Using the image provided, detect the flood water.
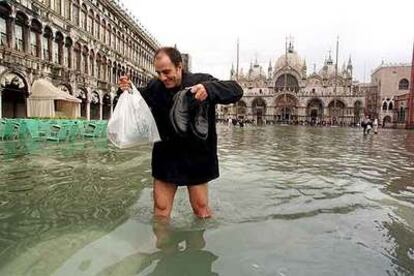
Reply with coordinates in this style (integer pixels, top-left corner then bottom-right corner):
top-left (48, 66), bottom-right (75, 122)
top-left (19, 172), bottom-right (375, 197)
top-left (0, 125), bottom-right (414, 275)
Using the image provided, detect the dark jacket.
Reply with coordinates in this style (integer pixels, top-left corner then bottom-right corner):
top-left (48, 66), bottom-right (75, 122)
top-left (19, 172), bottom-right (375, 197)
top-left (138, 72), bottom-right (243, 186)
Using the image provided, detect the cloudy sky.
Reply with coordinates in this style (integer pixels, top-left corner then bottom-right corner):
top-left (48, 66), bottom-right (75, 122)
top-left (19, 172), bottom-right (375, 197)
top-left (122, 0), bottom-right (413, 82)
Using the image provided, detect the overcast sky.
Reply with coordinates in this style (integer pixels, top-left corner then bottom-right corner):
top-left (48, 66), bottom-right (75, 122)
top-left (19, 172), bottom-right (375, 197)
top-left (122, 0), bottom-right (413, 82)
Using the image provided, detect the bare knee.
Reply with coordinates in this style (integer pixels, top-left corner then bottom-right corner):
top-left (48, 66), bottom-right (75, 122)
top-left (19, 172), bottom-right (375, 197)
top-left (188, 184), bottom-right (212, 218)
top-left (153, 179), bottom-right (177, 218)
top-left (154, 199), bottom-right (172, 218)
top-left (192, 202), bottom-right (211, 218)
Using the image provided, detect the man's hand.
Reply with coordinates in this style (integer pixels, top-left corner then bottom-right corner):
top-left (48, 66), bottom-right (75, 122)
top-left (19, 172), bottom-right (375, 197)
top-left (190, 84), bottom-right (208, 102)
top-left (119, 75), bottom-right (131, 92)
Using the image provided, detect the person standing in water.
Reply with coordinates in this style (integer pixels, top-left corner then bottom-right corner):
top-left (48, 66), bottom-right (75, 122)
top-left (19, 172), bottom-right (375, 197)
top-left (119, 47), bottom-right (243, 219)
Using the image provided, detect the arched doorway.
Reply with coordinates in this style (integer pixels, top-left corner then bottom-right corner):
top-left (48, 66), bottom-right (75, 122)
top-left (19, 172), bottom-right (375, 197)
top-left (1, 72), bottom-right (29, 118)
top-left (102, 93), bottom-right (111, 120)
top-left (76, 89), bottom-right (88, 118)
top-left (306, 98), bottom-right (324, 124)
top-left (90, 91), bottom-right (100, 120)
top-left (252, 97), bottom-right (267, 125)
top-left (327, 100), bottom-right (346, 125)
top-left (383, 115), bottom-right (392, 126)
top-left (236, 100), bottom-right (247, 119)
top-left (274, 94), bottom-right (298, 123)
top-left (353, 101), bottom-right (364, 125)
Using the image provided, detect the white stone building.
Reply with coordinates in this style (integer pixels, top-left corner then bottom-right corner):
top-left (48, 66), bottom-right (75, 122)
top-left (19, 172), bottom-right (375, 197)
top-left (0, 0), bottom-right (159, 119)
top-left (218, 42), bottom-right (365, 125)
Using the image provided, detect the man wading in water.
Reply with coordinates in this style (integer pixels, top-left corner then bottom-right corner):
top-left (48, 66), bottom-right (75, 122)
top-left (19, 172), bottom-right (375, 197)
top-left (119, 47), bottom-right (243, 219)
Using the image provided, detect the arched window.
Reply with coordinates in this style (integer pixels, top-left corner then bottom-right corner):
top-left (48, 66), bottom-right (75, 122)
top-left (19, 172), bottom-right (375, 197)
top-left (0, 4), bottom-right (9, 47)
top-left (107, 59), bottom-right (111, 82)
top-left (388, 102), bottom-right (393, 111)
top-left (107, 23), bottom-right (111, 46)
top-left (102, 19), bottom-right (106, 43)
top-left (96, 53), bottom-right (101, 79)
top-left (121, 34), bottom-right (125, 55)
top-left (72, 0), bottom-right (79, 25)
top-left (399, 79), bottom-right (409, 90)
top-left (74, 42), bottom-right (81, 71)
top-left (112, 27), bottom-right (116, 49)
top-left (64, 0), bottom-right (71, 20)
top-left (64, 37), bottom-right (72, 67)
top-left (82, 46), bottom-right (88, 74)
top-left (81, 4), bottom-right (87, 30)
top-left (15, 12), bottom-right (28, 52)
top-left (275, 73), bottom-right (299, 91)
top-left (54, 31), bottom-right (64, 65)
top-left (43, 26), bottom-right (53, 61)
top-left (117, 31), bottom-right (121, 52)
top-left (88, 10), bottom-right (94, 34)
top-left (30, 19), bottom-right (42, 57)
top-left (382, 102), bottom-right (387, 111)
top-left (112, 61), bottom-right (117, 84)
top-left (102, 56), bottom-right (107, 81)
top-left (89, 50), bottom-right (95, 77)
top-left (55, 0), bottom-right (62, 15)
top-left (95, 15), bottom-right (100, 40)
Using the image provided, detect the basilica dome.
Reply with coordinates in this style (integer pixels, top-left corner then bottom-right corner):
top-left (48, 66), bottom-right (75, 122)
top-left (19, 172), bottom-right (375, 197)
top-left (275, 51), bottom-right (304, 73)
top-left (249, 64), bottom-right (266, 80)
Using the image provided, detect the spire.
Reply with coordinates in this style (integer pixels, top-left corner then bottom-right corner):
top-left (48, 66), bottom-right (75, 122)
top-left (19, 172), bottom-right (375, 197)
top-left (347, 55), bottom-right (353, 70)
top-left (327, 50), bottom-right (333, 65)
top-left (236, 37), bottom-right (240, 80)
top-left (268, 59), bottom-right (273, 79)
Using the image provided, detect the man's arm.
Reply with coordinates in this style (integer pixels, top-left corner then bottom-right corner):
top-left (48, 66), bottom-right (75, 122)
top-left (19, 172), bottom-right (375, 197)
top-left (199, 75), bottom-right (243, 105)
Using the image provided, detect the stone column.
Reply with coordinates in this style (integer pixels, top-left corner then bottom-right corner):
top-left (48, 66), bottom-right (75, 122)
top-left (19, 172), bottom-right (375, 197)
top-left (37, 31), bottom-right (42, 59)
top-left (0, 88), bottom-right (3, 119)
top-left (7, 16), bottom-right (15, 50)
top-left (110, 92), bottom-right (114, 118)
top-left (23, 22), bottom-right (30, 54)
top-left (86, 100), bottom-right (91, 121)
top-left (26, 97), bottom-right (30, 118)
top-left (99, 102), bottom-right (103, 120)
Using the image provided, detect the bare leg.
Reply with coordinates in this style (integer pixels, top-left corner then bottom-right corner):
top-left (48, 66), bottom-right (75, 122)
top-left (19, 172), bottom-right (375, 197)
top-left (153, 178), bottom-right (177, 219)
top-left (187, 183), bottom-right (212, 218)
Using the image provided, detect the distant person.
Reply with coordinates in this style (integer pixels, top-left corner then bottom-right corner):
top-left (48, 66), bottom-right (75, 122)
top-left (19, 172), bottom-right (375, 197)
top-left (366, 118), bottom-right (373, 134)
top-left (373, 118), bottom-right (379, 134)
top-left (232, 118), bottom-right (238, 126)
top-left (361, 117), bottom-right (368, 134)
top-left (238, 119), bottom-right (244, 128)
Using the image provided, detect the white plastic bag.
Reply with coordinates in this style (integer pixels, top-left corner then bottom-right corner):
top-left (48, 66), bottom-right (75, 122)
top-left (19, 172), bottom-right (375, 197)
top-left (107, 84), bottom-right (161, 148)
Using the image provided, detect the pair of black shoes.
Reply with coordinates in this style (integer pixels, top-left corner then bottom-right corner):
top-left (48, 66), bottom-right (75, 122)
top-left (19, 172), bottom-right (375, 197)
top-left (170, 88), bottom-right (209, 140)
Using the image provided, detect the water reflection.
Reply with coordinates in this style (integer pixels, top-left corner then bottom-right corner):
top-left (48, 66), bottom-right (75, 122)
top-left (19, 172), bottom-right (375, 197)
top-left (99, 220), bottom-right (218, 276)
top-left (0, 127), bottom-right (413, 275)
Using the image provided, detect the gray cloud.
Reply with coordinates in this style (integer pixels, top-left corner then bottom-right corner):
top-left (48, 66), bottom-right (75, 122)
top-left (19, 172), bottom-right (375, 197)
top-left (123, 0), bottom-right (413, 82)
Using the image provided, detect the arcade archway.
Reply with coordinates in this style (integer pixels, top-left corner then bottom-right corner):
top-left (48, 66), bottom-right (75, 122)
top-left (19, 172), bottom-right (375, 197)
top-left (1, 72), bottom-right (29, 118)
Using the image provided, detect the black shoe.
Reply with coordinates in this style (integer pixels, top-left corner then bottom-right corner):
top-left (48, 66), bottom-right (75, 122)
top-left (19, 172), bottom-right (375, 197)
top-left (170, 88), bottom-right (192, 136)
top-left (190, 101), bottom-right (209, 140)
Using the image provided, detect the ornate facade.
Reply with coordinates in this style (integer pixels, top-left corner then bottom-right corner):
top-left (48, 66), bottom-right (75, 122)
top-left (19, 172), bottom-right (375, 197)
top-left (0, 0), bottom-right (159, 119)
top-left (218, 42), bottom-right (365, 125)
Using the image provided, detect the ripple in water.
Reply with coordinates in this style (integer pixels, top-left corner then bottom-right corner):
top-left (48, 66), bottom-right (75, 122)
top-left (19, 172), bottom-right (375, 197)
top-left (0, 127), bottom-right (413, 275)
